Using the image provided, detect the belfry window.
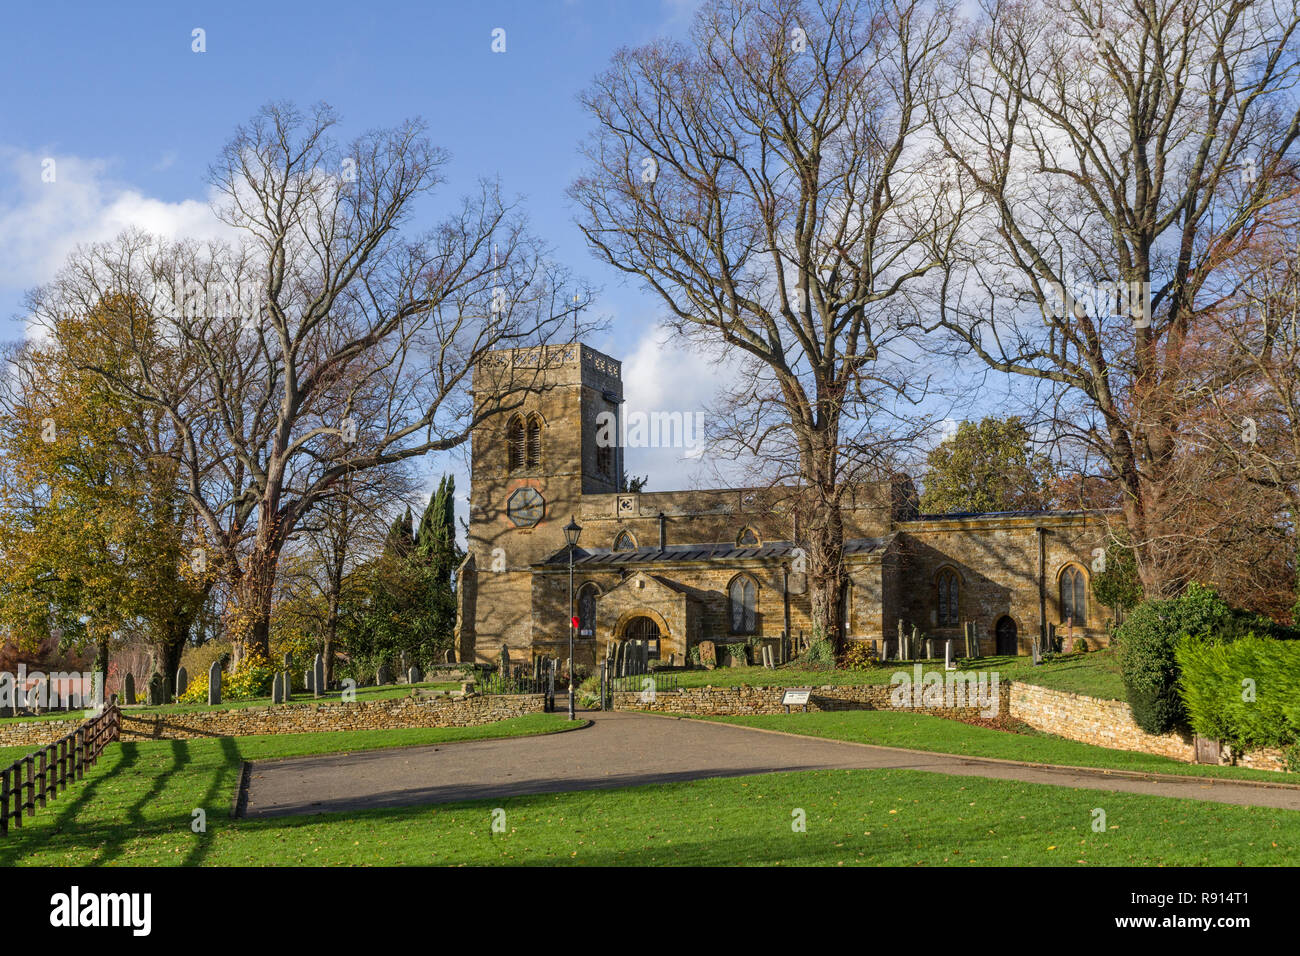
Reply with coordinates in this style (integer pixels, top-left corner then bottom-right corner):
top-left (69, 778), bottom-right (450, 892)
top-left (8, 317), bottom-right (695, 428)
top-left (525, 415), bottom-right (542, 468)
top-left (507, 416), bottom-right (525, 472)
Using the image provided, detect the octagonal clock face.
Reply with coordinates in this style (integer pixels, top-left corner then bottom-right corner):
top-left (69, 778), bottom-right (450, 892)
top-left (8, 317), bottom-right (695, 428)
top-left (507, 487), bottom-right (545, 528)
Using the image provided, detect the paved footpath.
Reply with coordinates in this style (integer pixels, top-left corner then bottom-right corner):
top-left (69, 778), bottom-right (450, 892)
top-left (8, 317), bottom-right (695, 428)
top-left (241, 710), bottom-right (1300, 818)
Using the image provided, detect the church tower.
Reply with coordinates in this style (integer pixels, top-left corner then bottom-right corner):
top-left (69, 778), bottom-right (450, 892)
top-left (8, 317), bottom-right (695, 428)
top-left (456, 342), bottom-right (624, 663)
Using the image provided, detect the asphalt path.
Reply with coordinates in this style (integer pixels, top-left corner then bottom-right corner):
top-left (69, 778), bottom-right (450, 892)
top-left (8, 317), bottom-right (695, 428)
top-left (239, 710), bottom-right (1300, 818)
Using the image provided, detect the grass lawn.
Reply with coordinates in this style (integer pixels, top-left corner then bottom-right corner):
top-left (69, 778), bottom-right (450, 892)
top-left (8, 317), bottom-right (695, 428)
top-left (665, 649), bottom-right (1124, 700)
top-left (4, 753), bottom-right (1296, 865)
top-left (699, 710), bottom-right (1294, 783)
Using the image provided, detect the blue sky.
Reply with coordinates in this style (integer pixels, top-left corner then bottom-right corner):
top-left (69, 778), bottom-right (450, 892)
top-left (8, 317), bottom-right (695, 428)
top-left (0, 0), bottom-right (1001, 511)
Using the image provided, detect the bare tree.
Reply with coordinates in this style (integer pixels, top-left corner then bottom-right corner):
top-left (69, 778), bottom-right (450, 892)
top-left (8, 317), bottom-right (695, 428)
top-left (571, 0), bottom-right (961, 648)
top-left (33, 103), bottom-right (586, 661)
top-left (932, 0), bottom-right (1300, 596)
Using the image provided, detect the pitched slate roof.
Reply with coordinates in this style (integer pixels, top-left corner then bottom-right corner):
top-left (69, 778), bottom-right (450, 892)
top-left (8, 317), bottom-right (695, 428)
top-left (536, 536), bottom-right (893, 568)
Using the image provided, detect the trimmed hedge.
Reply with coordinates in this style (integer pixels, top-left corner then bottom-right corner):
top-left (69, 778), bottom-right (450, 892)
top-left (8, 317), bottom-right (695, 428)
top-left (1176, 635), bottom-right (1300, 752)
top-left (1114, 583), bottom-right (1285, 735)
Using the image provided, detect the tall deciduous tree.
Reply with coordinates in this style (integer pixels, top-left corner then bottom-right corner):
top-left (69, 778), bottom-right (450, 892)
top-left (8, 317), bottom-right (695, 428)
top-left (33, 103), bottom-right (585, 662)
top-left (572, 0), bottom-right (960, 648)
top-left (932, 0), bottom-right (1300, 597)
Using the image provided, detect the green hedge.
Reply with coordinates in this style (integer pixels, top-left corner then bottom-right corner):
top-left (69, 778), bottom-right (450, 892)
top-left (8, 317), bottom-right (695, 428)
top-left (1114, 583), bottom-right (1286, 735)
top-left (1176, 635), bottom-right (1300, 752)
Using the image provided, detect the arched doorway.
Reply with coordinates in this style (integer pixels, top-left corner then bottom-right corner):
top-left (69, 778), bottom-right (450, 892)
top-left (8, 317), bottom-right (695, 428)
top-left (624, 615), bottom-right (661, 659)
top-left (995, 616), bottom-right (1018, 655)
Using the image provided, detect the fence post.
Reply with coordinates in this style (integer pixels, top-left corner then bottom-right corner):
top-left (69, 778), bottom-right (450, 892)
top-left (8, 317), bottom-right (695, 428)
top-left (37, 751), bottom-right (47, 809)
top-left (10, 764), bottom-right (20, 829)
top-left (23, 756), bottom-right (35, 818)
top-left (0, 766), bottom-right (8, 836)
top-left (74, 728), bottom-right (84, 781)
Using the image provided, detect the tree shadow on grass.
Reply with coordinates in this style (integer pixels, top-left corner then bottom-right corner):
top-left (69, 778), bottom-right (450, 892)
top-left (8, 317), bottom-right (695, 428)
top-left (182, 736), bottom-right (242, 867)
top-left (0, 740), bottom-right (139, 866)
top-left (89, 738), bottom-right (193, 866)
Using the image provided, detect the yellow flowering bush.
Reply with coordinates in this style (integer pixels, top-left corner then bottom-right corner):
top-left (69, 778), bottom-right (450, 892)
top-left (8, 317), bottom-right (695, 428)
top-left (178, 650), bottom-right (275, 703)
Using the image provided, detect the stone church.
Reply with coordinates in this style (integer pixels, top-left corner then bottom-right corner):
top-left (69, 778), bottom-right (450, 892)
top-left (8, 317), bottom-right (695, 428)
top-left (455, 343), bottom-right (1113, 667)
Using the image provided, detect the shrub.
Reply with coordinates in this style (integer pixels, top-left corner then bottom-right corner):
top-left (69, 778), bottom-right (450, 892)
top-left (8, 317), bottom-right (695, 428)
top-left (722, 642), bottom-right (749, 665)
top-left (178, 651), bottom-right (275, 704)
top-left (1072, 638), bottom-right (1088, 654)
top-left (799, 636), bottom-right (837, 668)
top-left (1115, 583), bottom-right (1263, 734)
top-left (839, 641), bottom-right (877, 671)
top-left (1176, 634), bottom-right (1300, 752)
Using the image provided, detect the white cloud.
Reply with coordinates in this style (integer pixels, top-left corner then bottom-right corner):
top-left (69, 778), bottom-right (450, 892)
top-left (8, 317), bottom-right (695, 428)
top-left (619, 323), bottom-right (744, 491)
top-left (0, 146), bottom-right (229, 301)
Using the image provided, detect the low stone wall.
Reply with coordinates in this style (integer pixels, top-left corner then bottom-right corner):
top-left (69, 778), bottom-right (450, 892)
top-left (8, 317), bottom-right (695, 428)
top-left (0, 694), bottom-right (545, 748)
top-left (1008, 682), bottom-right (1289, 772)
top-left (0, 716), bottom-right (87, 750)
top-left (612, 680), bottom-right (1006, 720)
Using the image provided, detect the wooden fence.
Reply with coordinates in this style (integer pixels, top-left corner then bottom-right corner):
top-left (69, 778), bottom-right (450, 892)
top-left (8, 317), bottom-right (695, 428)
top-left (0, 703), bottom-right (120, 837)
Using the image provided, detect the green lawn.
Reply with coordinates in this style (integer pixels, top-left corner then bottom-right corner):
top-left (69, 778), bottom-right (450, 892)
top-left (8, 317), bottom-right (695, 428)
top-left (700, 710), bottom-right (1294, 783)
top-left (665, 649), bottom-right (1125, 700)
top-left (4, 752), bottom-right (1296, 865)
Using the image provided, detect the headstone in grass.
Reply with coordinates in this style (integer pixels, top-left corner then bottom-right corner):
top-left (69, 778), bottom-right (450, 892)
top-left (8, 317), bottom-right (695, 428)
top-left (175, 666), bottom-right (188, 700)
top-left (123, 672), bottom-right (136, 706)
top-left (498, 644), bottom-right (510, 676)
top-left (313, 654), bottom-right (325, 697)
top-left (399, 651), bottom-right (410, 681)
top-left (208, 662), bottom-right (222, 705)
top-left (699, 640), bottom-right (717, 670)
top-left (147, 673), bottom-right (164, 706)
top-left (408, 666), bottom-right (421, 685)
top-left (304, 668), bottom-right (313, 694)
top-left (377, 664), bottom-right (391, 686)
top-left (271, 672), bottom-right (284, 704)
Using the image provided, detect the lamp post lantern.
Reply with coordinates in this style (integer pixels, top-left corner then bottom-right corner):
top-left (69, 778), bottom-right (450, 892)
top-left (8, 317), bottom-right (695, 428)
top-left (563, 516), bottom-right (582, 719)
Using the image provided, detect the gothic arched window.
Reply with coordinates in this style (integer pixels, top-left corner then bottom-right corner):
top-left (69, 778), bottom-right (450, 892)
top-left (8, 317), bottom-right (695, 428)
top-left (577, 583), bottom-right (599, 637)
top-left (506, 416), bottom-right (525, 472)
top-left (613, 530), bottom-right (637, 552)
top-left (525, 415), bottom-right (542, 468)
top-left (728, 573), bottom-right (758, 634)
top-left (1060, 565), bottom-right (1088, 626)
top-left (936, 568), bottom-right (960, 626)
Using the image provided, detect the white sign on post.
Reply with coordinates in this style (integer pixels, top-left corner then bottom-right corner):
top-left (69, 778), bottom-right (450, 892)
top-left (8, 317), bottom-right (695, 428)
top-left (781, 688), bottom-right (811, 710)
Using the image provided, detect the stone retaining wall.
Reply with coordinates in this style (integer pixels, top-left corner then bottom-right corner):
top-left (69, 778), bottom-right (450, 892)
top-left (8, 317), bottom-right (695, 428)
top-left (1009, 682), bottom-right (1288, 772)
top-left (612, 679), bottom-right (1007, 720)
top-left (0, 694), bottom-right (545, 748)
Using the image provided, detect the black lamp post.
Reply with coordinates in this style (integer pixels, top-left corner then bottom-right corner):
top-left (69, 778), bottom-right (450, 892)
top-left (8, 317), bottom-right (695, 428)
top-left (563, 516), bottom-right (583, 719)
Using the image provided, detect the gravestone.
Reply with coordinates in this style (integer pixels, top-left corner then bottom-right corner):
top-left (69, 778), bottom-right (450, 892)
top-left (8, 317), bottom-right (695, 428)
top-left (499, 644), bottom-right (510, 675)
top-left (669, 653), bottom-right (677, 667)
top-left (944, 640), bottom-right (954, 671)
top-left (271, 672), bottom-right (284, 705)
top-left (281, 671), bottom-right (290, 700)
top-left (123, 672), bottom-right (136, 706)
top-left (408, 666), bottom-right (421, 685)
top-left (925, 638), bottom-right (934, 659)
top-left (147, 673), bottom-right (164, 706)
top-left (304, 668), bottom-right (313, 694)
top-left (445, 648), bottom-right (456, 664)
top-left (399, 651), bottom-right (410, 681)
top-left (699, 640), bottom-right (717, 669)
top-left (313, 654), bottom-right (324, 698)
top-left (377, 664), bottom-right (392, 686)
top-left (175, 666), bottom-right (188, 699)
top-left (207, 661), bottom-right (222, 705)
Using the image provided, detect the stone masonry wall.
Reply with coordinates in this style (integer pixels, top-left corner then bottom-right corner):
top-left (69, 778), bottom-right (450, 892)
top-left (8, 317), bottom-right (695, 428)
top-left (612, 680), bottom-right (1007, 720)
top-left (0, 694), bottom-right (546, 749)
top-left (1009, 682), bottom-right (1289, 771)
